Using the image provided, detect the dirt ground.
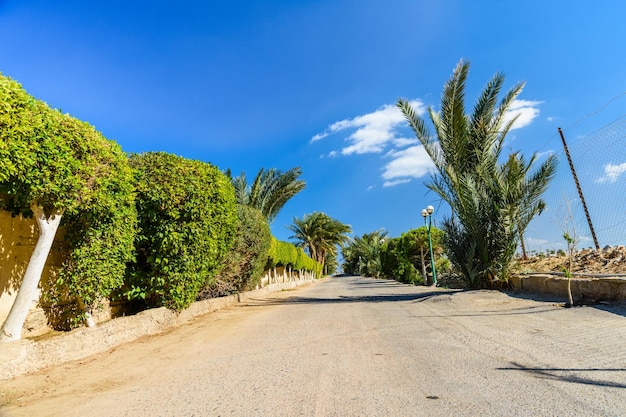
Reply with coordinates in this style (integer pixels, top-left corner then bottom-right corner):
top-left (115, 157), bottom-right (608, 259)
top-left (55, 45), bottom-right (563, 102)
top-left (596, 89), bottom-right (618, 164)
top-left (514, 245), bottom-right (626, 275)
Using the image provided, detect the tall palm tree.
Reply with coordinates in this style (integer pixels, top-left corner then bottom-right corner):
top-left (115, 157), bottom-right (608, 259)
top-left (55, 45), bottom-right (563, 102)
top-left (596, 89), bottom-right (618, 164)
top-left (288, 212), bottom-right (352, 275)
top-left (397, 60), bottom-right (557, 287)
top-left (227, 167), bottom-right (306, 223)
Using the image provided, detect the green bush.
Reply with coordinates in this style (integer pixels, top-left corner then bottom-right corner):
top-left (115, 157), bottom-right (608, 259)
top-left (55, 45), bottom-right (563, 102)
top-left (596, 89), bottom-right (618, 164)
top-left (378, 226), bottom-right (444, 285)
top-left (380, 238), bottom-right (422, 285)
top-left (0, 74), bottom-right (136, 331)
top-left (42, 121), bottom-right (137, 329)
top-left (125, 152), bottom-right (237, 311)
top-left (202, 204), bottom-right (271, 295)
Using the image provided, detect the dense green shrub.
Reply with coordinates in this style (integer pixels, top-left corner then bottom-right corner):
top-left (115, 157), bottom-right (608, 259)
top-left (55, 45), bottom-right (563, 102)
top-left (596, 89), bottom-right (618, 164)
top-left (0, 74), bottom-right (136, 334)
top-left (202, 204), bottom-right (271, 295)
top-left (380, 238), bottom-right (421, 284)
top-left (125, 152), bottom-right (237, 311)
top-left (42, 119), bottom-right (137, 329)
top-left (268, 237), bottom-right (297, 267)
top-left (377, 227), bottom-right (446, 285)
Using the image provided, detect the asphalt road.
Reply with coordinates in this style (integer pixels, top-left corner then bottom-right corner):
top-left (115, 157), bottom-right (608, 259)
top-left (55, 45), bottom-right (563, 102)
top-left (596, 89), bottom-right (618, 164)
top-left (1, 275), bottom-right (626, 416)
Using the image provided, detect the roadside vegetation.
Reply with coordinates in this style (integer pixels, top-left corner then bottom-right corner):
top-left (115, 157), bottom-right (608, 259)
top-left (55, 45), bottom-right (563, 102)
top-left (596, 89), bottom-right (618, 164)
top-left (0, 75), bottom-right (321, 340)
top-left (344, 60), bottom-right (556, 289)
top-left (0, 74), bottom-right (137, 339)
top-left (227, 167), bottom-right (306, 224)
top-left (397, 60), bottom-right (556, 288)
top-left (342, 227), bottom-right (448, 285)
top-left (0, 59), bottom-right (558, 339)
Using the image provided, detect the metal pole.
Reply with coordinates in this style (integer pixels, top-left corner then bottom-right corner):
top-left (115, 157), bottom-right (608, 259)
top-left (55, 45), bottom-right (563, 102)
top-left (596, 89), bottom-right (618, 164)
top-left (558, 128), bottom-right (600, 251)
top-left (423, 216), bottom-right (429, 285)
top-left (426, 216), bottom-right (437, 285)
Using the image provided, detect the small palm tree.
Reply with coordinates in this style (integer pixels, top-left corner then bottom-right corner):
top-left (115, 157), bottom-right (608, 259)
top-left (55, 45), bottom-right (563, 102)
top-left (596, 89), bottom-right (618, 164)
top-left (397, 60), bottom-right (557, 287)
top-left (288, 212), bottom-right (352, 275)
top-left (227, 167), bottom-right (306, 223)
top-left (342, 230), bottom-right (388, 277)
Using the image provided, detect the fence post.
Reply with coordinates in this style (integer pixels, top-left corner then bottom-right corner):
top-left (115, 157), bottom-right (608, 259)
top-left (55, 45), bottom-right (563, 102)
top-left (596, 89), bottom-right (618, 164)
top-left (558, 127), bottom-right (600, 251)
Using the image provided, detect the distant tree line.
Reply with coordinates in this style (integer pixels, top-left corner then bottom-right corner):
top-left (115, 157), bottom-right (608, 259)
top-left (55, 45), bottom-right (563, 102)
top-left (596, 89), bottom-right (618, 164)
top-left (342, 228), bottom-right (448, 285)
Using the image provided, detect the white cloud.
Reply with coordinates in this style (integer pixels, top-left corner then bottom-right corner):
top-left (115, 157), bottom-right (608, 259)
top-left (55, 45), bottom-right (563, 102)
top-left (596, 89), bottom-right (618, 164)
top-left (536, 150), bottom-right (555, 160)
top-left (312, 100), bottom-right (435, 186)
top-left (312, 97), bottom-right (542, 188)
top-left (311, 132), bottom-right (329, 142)
top-left (311, 101), bottom-right (426, 155)
top-left (597, 162), bottom-right (626, 183)
top-left (381, 145), bottom-right (434, 187)
top-left (383, 179), bottom-right (411, 187)
top-left (392, 137), bottom-right (418, 147)
top-left (504, 99), bottom-right (542, 131)
top-left (524, 237), bottom-right (553, 250)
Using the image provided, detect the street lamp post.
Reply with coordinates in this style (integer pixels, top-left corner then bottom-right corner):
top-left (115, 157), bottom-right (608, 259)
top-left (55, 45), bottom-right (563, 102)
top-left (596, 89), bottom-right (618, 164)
top-left (421, 205), bottom-right (437, 286)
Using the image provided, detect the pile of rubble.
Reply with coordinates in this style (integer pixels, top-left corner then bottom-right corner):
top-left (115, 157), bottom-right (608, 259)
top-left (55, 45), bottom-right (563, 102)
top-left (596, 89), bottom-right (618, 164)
top-left (516, 245), bottom-right (626, 276)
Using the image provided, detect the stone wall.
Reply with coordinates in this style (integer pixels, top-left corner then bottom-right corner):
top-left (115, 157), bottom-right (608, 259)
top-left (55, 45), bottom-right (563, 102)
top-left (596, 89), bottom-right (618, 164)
top-left (510, 274), bottom-right (626, 302)
top-left (260, 265), bottom-right (317, 287)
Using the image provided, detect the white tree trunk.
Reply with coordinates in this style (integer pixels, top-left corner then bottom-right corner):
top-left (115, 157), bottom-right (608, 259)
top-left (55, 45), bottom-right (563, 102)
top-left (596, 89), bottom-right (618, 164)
top-left (77, 298), bottom-right (96, 328)
top-left (1, 205), bottom-right (63, 342)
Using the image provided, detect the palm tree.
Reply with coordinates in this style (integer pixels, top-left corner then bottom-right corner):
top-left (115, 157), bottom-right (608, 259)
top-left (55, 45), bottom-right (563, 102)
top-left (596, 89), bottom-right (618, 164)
top-left (397, 60), bottom-right (557, 287)
top-left (227, 167), bottom-right (306, 223)
top-left (342, 230), bottom-right (388, 277)
top-left (288, 212), bottom-right (352, 275)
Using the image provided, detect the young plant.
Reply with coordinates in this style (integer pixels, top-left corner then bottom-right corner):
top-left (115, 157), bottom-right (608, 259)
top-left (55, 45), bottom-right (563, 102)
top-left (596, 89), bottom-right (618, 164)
top-left (562, 232), bottom-right (575, 307)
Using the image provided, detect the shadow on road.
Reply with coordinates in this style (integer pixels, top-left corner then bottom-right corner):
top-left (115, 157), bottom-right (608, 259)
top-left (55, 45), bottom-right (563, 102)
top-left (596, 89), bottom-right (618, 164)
top-left (497, 362), bottom-right (626, 389)
top-left (592, 302), bottom-right (626, 319)
top-left (259, 291), bottom-right (457, 305)
top-left (415, 305), bottom-right (560, 318)
top-left (248, 292), bottom-right (560, 318)
top-left (506, 291), bottom-right (626, 319)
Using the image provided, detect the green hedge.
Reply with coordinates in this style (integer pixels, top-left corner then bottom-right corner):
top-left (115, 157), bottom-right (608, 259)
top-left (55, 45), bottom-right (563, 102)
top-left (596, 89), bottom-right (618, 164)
top-left (267, 237), bottom-right (321, 275)
top-left (125, 152), bottom-right (237, 311)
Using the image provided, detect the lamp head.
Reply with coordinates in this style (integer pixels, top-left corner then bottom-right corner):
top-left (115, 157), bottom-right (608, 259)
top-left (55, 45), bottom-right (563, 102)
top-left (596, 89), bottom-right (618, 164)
top-left (426, 205), bottom-right (434, 215)
top-left (421, 209), bottom-right (428, 217)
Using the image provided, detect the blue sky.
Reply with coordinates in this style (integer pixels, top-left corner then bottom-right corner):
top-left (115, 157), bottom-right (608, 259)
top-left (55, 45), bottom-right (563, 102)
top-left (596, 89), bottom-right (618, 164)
top-left (1, 1), bottom-right (625, 250)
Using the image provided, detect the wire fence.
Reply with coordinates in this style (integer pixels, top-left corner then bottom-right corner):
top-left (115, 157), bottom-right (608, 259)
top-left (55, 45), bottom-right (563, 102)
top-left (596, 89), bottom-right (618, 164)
top-left (524, 114), bottom-right (626, 254)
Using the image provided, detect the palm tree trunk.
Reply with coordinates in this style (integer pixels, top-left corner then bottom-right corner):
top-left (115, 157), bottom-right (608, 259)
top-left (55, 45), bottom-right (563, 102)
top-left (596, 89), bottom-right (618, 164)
top-left (519, 230), bottom-right (528, 260)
